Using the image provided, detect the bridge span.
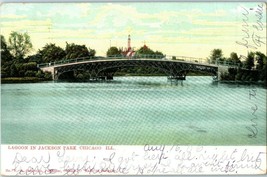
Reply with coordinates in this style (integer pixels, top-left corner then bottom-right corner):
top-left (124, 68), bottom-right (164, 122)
top-left (38, 55), bottom-right (236, 81)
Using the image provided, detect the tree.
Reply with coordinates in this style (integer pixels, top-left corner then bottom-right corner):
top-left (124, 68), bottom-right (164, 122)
top-left (230, 52), bottom-right (240, 63)
top-left (227, 52), bottom-right (241, 66)
top-left (154, 51), bottom-right (164, 57)
top-left (8, 31), bottom-right (33, 60)
top-left (136, 45), bottom-right (164, 58)
top-left (39, 43), bottom-right (65, 63)
top-left (259, 57), bottom-right (266, 81)
top-left (136, 45), bottom-right (154, 55)
top-left (244, 52), bottom-right (255, 70)
top-left (1, 35), bottom-right (14, 62)
top-left (10, 63), bottom-right (18, 77)
top-left (106, 46), bottom-right (121, 57)
top-left (65, 43), bottom-right (92, 59)
top-left (88, 48), bottom-right (96, 57)
top-left (209, 49), bottom-right (223, 64)
top-left (254, 51), bottom-right (266, 70)
top-left (25, 52), bottom-right (43, 63)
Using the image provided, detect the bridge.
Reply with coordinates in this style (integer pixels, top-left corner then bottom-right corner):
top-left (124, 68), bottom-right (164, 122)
top-left (38, 55), bottom-right (238, 81)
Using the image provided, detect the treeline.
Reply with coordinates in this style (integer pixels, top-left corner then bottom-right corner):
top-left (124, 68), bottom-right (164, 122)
top-left (1, 31), bottom-right (266, 83)
top-left (1, 31), bottom-right (165, 82)
top-left (208, 49), bottom-right (266, 83)
top-left (106, 45), bottom-right (164, 57)
top-left (106, 45), bottom-right (165, 76)
top-left (1, 32), bottom-right (96, 82)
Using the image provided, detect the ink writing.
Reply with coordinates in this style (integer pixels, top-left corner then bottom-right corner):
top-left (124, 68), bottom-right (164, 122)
top-left (236, 3), bottom-right (265, 50)
top-left (4, 145), bottom-right (265, 175)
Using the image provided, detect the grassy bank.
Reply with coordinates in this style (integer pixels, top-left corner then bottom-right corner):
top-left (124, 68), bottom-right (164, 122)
top-left (1, 77), bottom-right (51, 83)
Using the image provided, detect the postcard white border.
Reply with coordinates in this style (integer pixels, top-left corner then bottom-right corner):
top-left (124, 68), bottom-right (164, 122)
top-left (1, 0), bottom-right (266, 176)
top-left (1, 145), bottom-right (266, 175)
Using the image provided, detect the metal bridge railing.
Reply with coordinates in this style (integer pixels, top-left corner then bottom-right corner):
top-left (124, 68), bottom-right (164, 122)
top-left (37, 54), bottom-right (240, 68)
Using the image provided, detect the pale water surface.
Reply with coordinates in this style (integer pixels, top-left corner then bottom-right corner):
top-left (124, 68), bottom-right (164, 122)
top-left (1, 76), bottom-right (266, 145)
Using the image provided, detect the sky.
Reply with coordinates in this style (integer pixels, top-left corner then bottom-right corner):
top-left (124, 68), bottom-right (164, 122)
top-left (0, 2), bottom-right (266, 59)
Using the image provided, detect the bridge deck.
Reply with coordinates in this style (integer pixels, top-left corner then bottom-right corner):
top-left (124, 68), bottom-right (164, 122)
top-left (39, 55), bottom-right (238, 69)
top-left (38, 55), bottom-right (242, 81)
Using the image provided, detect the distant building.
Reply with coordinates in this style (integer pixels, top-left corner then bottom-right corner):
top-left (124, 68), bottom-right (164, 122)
top-left (121, 35), bottom-right (135, 57)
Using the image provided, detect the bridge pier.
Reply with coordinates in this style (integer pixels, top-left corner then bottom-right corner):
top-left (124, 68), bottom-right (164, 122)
top-left (217, 66), bottom-right (229, 81)
top-left (167, 70), bottom-right (187, 81)
top-left (97, 71), bottom-right (114, 80)
top-left (40, 66), bottom-right (55, 80)
top-left (167, 75), bottom-right (186, 81)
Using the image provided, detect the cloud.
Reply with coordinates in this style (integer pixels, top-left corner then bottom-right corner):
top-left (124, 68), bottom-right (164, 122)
top-left (1, 19), bottom-right (52, 27)
top-left (75, 3), bottom-right (92, 17)
top-left (36, 4), bottom-right (86, 19)
top-left (1, 3), bottom-right (266, 58)
top-left (0, 19), bottom-right (52, 38)
top-left (88, 4), bottom-right (185, 30)
top-left (1, 14), bottom-right (27, 19)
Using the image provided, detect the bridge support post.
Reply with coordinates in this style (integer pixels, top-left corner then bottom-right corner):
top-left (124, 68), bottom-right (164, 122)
top-left (40, 66), bottom-right (55, 80)
top-left (217, 66), bottom-right (229, 81)
top-left (167, 74), bottom-right (186, 81)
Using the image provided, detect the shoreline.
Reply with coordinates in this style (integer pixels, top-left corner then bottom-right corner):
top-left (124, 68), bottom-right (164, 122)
top-left (219, 80), bottom-right (266, 85)
top-left (1, 76), bottom-right (266, 86)
top-left (1, 77), bottom-right (51, 84)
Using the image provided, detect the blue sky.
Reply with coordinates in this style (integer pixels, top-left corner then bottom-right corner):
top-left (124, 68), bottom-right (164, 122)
top-left (1, 2), bottom-right (266, 58)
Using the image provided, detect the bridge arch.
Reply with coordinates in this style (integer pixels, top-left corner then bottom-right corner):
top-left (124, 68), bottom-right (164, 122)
top-left (49, 59), bottom-right (219, 81)
top-left (96, 64), bottom-right (171, 77)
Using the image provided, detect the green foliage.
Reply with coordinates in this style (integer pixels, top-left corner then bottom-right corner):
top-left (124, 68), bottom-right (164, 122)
top-left (243, 52), bottom-right (255, 70)
top-left (22, 62), bottom-right (37, 71)
top-left (65, 43), bottom-right (93, 59)
top-left (230, 52), bottom-right (238, 61)
top-left (18, 70), bottom-right (25, 77)
top-left (225, 68), bottom-right (238, 80)
top-left (88, 48), bottom-right (96, 57)
top-left (154, 51), bottom-right (164, 56)
top-left (1, 32), bottom-right (266, 84)
top-left (135, 45), bottom-right (164, 58)
top-left (209, 49), bottom-right (223, 63)
top-left (1, 77), bottom-right (44, 83)
top-left (39, 43), bottom-right (66, 63)
top-left (214, 49), bottom-right (266, 83)
top-left (44, 72), bottom-right (52, 80)
top-left (25, 53), bottom-right (43, 63)
top-left (106, 46), bottom-right (121, 57)
top-left (25, 70), bottom-right (37, 77)
top-left (259, 64), bottom-right (266, 81)
top-left (8, 31), bottom-right (33, 60)
top-left (227, 52), bottom-right (241, 65)
top-left (1, 65), bottom-right (10, 77)
top-left (255, 51), bottom-right (266, 70)
top-left (35, 70), bottom-right (44, 78)
top-left (10, 64), bottom-right (18, 77)
top-left (1, 35), bottom-right (14, 63)
top-left (136, 45), bottom-right (154, 55)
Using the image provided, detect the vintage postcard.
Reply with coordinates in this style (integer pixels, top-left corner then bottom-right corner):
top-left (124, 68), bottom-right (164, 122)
top-left (0, 1), bottom-right (266, 175)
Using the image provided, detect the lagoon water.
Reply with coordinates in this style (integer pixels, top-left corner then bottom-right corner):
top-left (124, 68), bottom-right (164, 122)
top-left (1, 76), bottom-right (266, 145)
